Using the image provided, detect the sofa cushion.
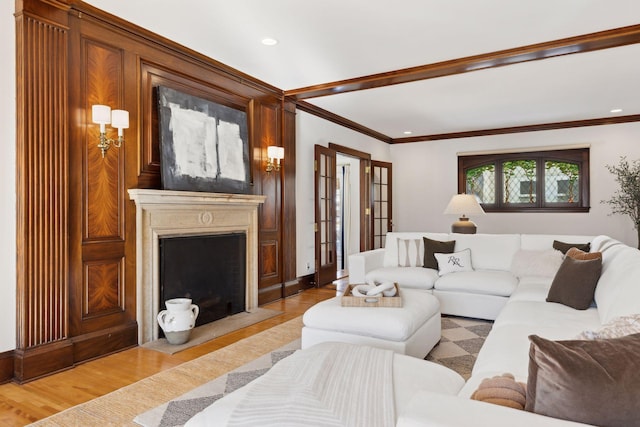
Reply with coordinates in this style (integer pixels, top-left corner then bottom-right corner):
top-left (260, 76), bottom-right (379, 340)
top-left (452, 233), bottom-right (520, 271)
top-left (435, 249), bottom-right (473, 276)
top-left (546, 255), bottom-right (601, 310)
top-left (510, 249), bottom-right (563, 279)
top-left (401, 391), bottom-right (586, 427)
top-left (520, 234), bottom-right (594, 251)
top-left (526, 333), bottom-right (640, 426)
top-left (434, 270), bottom-right (517, 297)
top-left (594, 245), bottom-right (640, 324)
top-left (508, 277), bottom-right (553, 302)
top-left (366, 266), bottom-right (437, 290)
top-left (552, 239), bottom-right (591, 254)
top-left (423, 236), bottom-right (456, 269)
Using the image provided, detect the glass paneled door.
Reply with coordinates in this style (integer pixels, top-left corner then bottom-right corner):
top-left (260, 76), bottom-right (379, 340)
top-left (371, 161), bottom-right (392, 249)
top-left (314, 145), bottom-right (337, 287)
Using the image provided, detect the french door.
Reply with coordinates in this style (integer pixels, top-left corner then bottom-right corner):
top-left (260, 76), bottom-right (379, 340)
top-left (314, 145), bottom-right (337, 286)
top-left (371, 160), bottom-right (393, 249)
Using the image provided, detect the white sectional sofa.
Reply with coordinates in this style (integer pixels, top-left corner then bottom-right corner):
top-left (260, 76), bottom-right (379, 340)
top-left (186, 232), bottom-right (640, 426)
top-left (348, 232), bottom-right (594, 320)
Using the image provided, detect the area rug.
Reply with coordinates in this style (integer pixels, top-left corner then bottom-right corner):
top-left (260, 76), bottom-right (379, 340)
top-left (29, 315), bottom-right (492, 426)
top-left (427, 315), bottom-right (493, 380)
top-left (134, 315), bottom-right (493, 426)
top-left (134, 339), bottom-right (300, 427)
top-left (143, 308), bottom-right (283, 354)
top-left (28, 316), bottom-right (303, 427)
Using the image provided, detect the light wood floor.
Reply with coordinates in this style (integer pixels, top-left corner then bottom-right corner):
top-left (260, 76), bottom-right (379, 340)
top-left (0, 287), bottom-right (335, 426)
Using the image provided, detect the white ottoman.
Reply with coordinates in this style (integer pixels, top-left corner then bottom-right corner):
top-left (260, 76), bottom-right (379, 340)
top-left (301, 288), bottom-right (441, 358)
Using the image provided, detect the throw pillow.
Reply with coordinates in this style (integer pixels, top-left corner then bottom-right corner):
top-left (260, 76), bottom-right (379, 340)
top-left (434, 248), bottom-right (473, 276)
top-left (552, 239), bottom-right (591, 254)
top-left (423, 237), bottom-right (455, 269)
top-left (565, 246), bottom-right (602, 261)
top-left (576, 313), bottom-right (640, 340)
top-left (526, 333), bottom-right (640, 426)
top-left (397, 238), bottom-right (422, 267)
top-left (470, 373), bottom-right (526, 410)
top-left (509, 249), bottom-right (564, 278)
top-left (546, 255), bottom-right (601, 310)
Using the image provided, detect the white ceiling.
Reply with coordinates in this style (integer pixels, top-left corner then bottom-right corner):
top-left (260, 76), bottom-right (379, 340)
top-left (85, 0), bottom-right (640, 140)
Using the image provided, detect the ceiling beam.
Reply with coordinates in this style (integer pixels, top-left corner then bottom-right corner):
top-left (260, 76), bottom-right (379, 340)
top-left (295, 100), bottom-right (392, 143)
top-left (392, 114), bottom-right (640, 143)
top-left (286, 24), bottom-right (640, 100)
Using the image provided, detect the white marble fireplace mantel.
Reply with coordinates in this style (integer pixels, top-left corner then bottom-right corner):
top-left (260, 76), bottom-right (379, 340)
top-left (128, 189), bottom-right (266, 345)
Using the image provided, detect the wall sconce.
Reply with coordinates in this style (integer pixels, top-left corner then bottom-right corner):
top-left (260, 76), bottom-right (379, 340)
top-left (266, 145), bottom-right (284, 172)
top-left (92, 104), bottom-right (129, 158)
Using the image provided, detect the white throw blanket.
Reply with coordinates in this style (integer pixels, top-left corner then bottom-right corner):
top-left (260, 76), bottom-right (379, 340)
top-left (227, 342), bottom-right (396, 427)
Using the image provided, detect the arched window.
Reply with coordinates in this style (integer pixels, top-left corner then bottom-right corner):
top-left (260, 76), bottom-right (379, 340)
top-left (458, 148), bottom-right (589, 212)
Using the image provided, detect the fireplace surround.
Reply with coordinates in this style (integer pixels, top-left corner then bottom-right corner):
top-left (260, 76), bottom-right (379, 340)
top-left (129, 189), bottom-right (266, 344)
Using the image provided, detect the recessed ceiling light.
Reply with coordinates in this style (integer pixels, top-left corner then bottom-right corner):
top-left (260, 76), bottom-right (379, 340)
top-left (261, 38), bottom-right (278, 46)
top-left (403, 131), bottom-right (412, 135)
top-left (610, 108), bottom-right (623, 113)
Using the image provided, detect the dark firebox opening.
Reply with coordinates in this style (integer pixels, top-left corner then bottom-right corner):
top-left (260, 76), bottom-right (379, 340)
top-left (159, 232), bottom-right (246, 337)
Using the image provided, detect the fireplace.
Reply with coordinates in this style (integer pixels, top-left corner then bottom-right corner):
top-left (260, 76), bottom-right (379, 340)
top-left (159, 233), bottom-right (246, 334)
top-left (129, 189), bottom-right (266, 344)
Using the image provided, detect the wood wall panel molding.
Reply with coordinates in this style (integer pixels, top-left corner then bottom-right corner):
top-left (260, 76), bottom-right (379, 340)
top-left (83, 259), bottom-right (124, 319)
top-left (15, 8), bottom-right (69, 350)
top-left (258, 103), bottom-right (281, 232)
top-left (14, 0), bottom-right (293, 381)
top-left (84, 40), bottom-right (124, 240)
top-left (281, 101), bottom-right (297, 284)
top-left (260, 241), bottom-right (279, 278)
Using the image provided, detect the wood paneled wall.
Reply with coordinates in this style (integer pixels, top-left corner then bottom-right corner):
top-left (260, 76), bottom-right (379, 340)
top-left (11, 0), bottom-right (297, 382)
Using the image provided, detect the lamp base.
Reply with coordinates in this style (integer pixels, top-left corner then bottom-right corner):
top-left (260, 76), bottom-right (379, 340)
top-left (451, 217), bottom-right (477, 234)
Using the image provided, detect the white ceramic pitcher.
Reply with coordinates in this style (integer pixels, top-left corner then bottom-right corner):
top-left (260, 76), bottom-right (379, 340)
top-left (157, 298), bottom-right (199, 344)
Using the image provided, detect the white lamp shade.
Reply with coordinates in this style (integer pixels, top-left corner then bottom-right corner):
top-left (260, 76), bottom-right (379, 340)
top-left (92, 104), bottom-right (111, 125)
top-left (443, 194), bottom-right (485, 216)
top-left (267, 145), bottom-right (284, 160)
top-left (111, 109), bottom-right (129, 129)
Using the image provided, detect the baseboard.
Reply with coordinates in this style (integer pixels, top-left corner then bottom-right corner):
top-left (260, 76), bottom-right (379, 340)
top-left (12, 322), bottom-right (138, 383)
top-left (72, 322), bottom-right (138, 364)
top-left (14, 339), bottom-right (74, 383)
top-left (297, 273), bottom-right (316, 290)
top-left (283, 278), bottom-right (302, 297)
top-left (0, 350), bottom-right (15, 384)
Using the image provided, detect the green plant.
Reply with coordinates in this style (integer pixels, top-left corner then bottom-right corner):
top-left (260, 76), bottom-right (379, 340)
top-left (503, 160), bottom-right (536, 203)
top-left (602, 157), bottom-right (640, 249)
top-left (546, 161), bottom-right (579, 203)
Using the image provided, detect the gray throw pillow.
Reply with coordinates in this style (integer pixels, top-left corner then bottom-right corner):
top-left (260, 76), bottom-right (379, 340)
top-left (546, 255), bottom-right (601, 310)
top-left (526, 333), bottom-right (640, 427)
top-left (423, 237), bottom-right (455, 270)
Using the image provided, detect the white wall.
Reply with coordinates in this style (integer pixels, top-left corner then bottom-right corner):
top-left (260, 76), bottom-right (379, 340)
top-left (1, 2), bottom-right (17, 352)
top-left (295, 111), bottom-right (391, 277)
top-left (391, 122), bottom-right (640, 247)
top-left (336, 154), bottom-right (360, 269)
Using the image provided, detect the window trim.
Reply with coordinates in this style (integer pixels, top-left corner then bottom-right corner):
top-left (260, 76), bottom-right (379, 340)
top-left (457, 148), bottom-right (590, 213)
